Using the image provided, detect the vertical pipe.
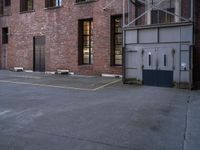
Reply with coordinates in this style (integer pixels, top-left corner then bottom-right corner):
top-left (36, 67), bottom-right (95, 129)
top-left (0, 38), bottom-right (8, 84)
top-left (123, 0), bottom-right (126, 48)
top-left (146, 0), bottom-right (151, 25)
top-left (122, 0), bottom-right (126, 83)
top-left (128, 0), bottom-right (130, 23)
top-left (175, 0), bottom-right (181, 22)
top-left (190, 0), bottom-right (193, 21)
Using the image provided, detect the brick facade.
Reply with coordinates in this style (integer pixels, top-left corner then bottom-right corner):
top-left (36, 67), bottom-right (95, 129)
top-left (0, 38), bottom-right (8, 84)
top-left (0, 0), bottom-right (123, 75)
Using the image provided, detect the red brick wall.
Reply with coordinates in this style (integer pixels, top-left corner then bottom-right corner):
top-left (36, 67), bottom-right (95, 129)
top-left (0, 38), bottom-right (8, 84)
top-left (0, 0), bottom-right (123, 75)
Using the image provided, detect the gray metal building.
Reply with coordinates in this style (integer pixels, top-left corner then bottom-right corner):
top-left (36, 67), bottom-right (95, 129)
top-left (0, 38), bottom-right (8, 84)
top-left (123, 0), bottom-right (194, 89)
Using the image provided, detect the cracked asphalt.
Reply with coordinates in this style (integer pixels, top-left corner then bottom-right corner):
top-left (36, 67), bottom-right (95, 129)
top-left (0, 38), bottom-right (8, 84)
top-left (0, 71), bottom-right (199, 150)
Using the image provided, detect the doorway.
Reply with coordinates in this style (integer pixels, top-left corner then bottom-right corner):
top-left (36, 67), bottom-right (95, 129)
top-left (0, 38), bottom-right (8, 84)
top-left (142, 48), bottom-right (174, 87)
top-left (33, 36), bottom-right (45, 72)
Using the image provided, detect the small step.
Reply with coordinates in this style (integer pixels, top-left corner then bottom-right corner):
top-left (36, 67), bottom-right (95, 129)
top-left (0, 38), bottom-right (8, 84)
top-left (56, 69), bottom-right (70, 75)
top-left (14, 67), bottom-right (24, 72)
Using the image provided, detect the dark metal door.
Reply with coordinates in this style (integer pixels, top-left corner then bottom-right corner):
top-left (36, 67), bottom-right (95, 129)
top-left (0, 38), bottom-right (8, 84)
top-left (142, 48), bottom-right (174, 87)
top-left (33, 36), bottom-right (45, 72)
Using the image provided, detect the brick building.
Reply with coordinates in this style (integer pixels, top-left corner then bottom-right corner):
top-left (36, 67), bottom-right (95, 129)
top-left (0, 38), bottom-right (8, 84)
top-left (0, 0), bottom-right (200, 88)
top-left (0, 0), bottom-right (123, 75)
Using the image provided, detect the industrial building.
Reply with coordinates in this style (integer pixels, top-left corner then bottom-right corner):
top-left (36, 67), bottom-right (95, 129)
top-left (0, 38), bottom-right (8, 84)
top-left (123, 0), bottom-right (199, 89)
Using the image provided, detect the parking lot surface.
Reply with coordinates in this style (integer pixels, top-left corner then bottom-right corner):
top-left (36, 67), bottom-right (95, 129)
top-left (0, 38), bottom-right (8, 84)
top-left (0, 70), bottom-right (199, 150)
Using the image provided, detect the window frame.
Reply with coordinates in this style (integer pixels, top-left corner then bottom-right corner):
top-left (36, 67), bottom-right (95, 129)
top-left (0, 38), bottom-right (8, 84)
top-left (78, 18), bottom-right (93, 65)
top-left (5, 0), bottom-right (11, 7)
top-left (20, 0), bottom-right (34, 13)
top-left (45, 0), bottom-right (62, 9)
top-left (111, 15), bottom-right (123, 66)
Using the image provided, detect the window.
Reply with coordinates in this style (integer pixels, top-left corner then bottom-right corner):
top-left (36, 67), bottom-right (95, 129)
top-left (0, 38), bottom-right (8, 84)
top-left (2, 27), bottom-right (8, 44)
top-left (134, 0), bottom-right (183, 26)
top-left (45, 0), bottom-right (62, 8)
top-left (0, 0), bottom-right (3, 15)
top-left (164, 54), bottom-right (167, 67)
top-left (20, 0), bottom-right (33, 12)
top-left (78, 19), bottom-right (93, 65)
top-left (0, 0), bottom-right (11, 15)
top-left (111, 15), bottom-right (122, 66)
top-left (151, 8), bottom-right (175, 24)
top-left (150, 0), bottom-right (175, 24)
top-left (148, 52), bottom-right (152, 66)
top-left (5, 0), bottom-right (11, 7)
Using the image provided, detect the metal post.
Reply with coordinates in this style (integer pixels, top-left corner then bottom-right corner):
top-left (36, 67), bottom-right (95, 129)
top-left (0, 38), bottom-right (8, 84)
top-left (123, 0), bottom-right (126, 48)
top-left (190, 0), bottom-right (194, 21)
top-left (146, 0), bottom-right (151, 25)
top-left (175, 0), bottom-right (181, 22)
top-left (122, 0), bottom-right (126, 82)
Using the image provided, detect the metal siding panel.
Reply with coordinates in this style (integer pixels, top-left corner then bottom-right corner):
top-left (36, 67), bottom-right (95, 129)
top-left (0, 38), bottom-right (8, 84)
top-left (181, 26), bottom-right (193, 42)
top-left (139, 29), bottom-right (158, 43)
top-left (159, 27), bottom-right (181, 42)
top-left (125, 30), bottom-right (137, 44)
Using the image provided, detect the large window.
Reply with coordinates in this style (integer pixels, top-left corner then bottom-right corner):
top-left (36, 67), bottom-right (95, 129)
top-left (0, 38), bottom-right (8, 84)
top-left (20, 0), bottom-right (33, 12)
top-left (133, 0), bottom-right (191, 27)
top-left (0, 0), bottom-right (11, 15)
top-left (150, 0), bottom-right (175, 24)
top-left (45, 0), bottom-right (62, 8)
top-left (0, 0), bottom-right (3, 15)
top-left (78, 19), bottom-right (93, 65)
top-left (2, 27), bottom-right (8, 44)
top-left (5, 0), bottom-right (11, 7)
top-left (111, 15), bottom-right (122, 66)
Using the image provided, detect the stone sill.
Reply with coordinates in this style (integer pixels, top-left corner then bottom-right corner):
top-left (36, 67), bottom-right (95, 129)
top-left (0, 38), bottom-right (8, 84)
top-left (0, 14), bottom-right (11, 17)
top-left (44, 6), bottom-right (62, 10)
top-left (75, 0), bottom-right (97, 5)
top-left (20, 10), bottom-right (35, 14)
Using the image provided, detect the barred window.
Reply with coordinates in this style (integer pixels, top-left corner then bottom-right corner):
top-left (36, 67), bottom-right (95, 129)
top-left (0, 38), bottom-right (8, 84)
top-left (45, 0), bottom-right (62, 8)
top-left (5, 0), bottom-right (11, 7)
top-left (20, 0), bottom-right (33, 12)
top-left (2, 27), bottom-right (8, 44)
top-left (78, 19), bottom-right (93, 65)
top-left (111, 15), bottom-right (123, 66)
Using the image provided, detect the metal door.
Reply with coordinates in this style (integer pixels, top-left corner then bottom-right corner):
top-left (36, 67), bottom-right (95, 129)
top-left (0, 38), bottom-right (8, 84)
top-left (142, 48), bottom-right (174, 87)
top-left (33, 36), bottom-right (45, 72)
